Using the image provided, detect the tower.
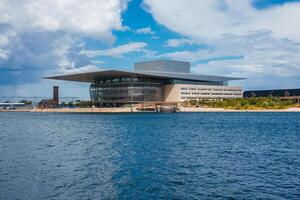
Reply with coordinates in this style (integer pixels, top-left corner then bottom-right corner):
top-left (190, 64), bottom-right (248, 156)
top-left (53, 86), bottom-right (59, 105)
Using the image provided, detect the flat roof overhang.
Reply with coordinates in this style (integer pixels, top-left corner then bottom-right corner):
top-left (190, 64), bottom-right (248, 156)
top-left (44, 70), bottom-right (244, 83)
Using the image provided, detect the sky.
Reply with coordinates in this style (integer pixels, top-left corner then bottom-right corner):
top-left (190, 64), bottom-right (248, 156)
top-left (0, 0), bottom-right (300, 99)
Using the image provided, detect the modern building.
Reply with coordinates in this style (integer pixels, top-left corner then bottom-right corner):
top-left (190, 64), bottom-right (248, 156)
top-left (244, 89), bottom-right (300, 99)
top-left (46, 60), bottom-right (244, 107)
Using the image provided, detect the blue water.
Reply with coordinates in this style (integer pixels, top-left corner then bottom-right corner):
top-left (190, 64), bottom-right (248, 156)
top-left (0, 112), bottom-right (299, 199)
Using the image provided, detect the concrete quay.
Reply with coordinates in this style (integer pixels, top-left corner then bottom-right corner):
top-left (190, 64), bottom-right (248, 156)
top-left (2, 107), bottom-right (300, 113)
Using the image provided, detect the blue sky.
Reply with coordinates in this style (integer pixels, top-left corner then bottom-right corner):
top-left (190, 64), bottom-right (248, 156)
top-left (0, 0), bottom-right (300, 98)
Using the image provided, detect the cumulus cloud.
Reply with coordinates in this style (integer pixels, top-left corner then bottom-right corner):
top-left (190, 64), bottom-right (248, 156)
top-left (0, 0), bottom-right (128, 41)
top-left (144, 0), bottom-right (300, 41)
top-left (0, 0), bottom-right (129, 91)
top-left (80, 42), bottom-right (148, 57)
top-left (144, 0), bottom-right (300, 89)
top-left (159, 31), bottom-right (300, 89)
top-left (160, 31), bottom-right (300, 73)
top-left (0, 30), bottom-right (89, 85)
top-left (0, 26), bottom-right (16, 60)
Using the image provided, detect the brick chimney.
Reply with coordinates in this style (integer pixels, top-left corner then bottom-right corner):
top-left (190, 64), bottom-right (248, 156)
top-left (53, 86), bottom-right (59, 105)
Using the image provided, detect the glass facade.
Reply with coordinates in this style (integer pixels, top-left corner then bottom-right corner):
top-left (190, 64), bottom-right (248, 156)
top-left (89, 76), bottom-right (233, 106)
top-left (90, 77), bottom-right (164, 106)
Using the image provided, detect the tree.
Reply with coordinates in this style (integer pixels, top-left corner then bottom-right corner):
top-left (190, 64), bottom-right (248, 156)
top-left (77, 101), bottom-right (94, 108)
top-left (68, 101), bottom-right (74, 107)
top-left (184, 97), bottom-right (297, 110)
top-left (18, 100), bottom-right (32, 105)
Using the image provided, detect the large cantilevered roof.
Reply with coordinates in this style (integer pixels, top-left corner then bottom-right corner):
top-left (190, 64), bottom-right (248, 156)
top-left (45, 69), bottom-right (244, 83)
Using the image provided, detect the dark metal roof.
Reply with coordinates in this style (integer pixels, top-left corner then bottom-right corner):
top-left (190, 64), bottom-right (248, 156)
top-left (45, 69), bottom-right (244, 83)
top-left (134, 60), bottom-right (191, 73)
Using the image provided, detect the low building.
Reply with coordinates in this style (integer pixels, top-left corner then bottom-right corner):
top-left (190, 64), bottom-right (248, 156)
top-left (0, 103), bottom-right (25, 110)
top-left (37, 99), bottom-right (58, 109)
top-left (37, 86), bottom-right (59, 109)
top-left (46, 60), bottom-right (244, 107)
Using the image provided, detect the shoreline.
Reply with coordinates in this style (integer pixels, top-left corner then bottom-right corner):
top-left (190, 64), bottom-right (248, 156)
top-left (1, 107), bottom-right (300, 113)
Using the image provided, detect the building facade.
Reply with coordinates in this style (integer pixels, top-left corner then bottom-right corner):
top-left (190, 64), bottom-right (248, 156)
top-left (164, 84), bottom-right (243, 102)
top-left (46, 60), bottom-right (244, 106)
top-left (244, 89), bottom-right (300, 98)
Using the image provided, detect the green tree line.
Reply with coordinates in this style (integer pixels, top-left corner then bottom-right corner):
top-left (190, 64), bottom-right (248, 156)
top-left (183, 97), bottom-right (299, 110)
top-left (61, 100), bottom-right (94, 108)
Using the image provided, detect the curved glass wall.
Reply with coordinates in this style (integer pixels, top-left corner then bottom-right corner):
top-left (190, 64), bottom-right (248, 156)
top-left (90, 77), bottom-right (164, 105)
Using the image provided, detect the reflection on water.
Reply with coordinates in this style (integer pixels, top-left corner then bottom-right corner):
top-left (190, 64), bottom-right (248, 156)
top-left (0, 112), bottom-right (300, 199)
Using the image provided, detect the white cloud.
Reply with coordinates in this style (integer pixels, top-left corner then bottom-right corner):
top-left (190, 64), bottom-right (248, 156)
top-left (91, 60), bottom-right (105, 65)
top-left (144, 0), bottom-right (300, 88)
top-left (165, 38), bottom-right (195, 47)
top-left (0, 0), bottom-right (129, 42)
top-left (144, 0), bottom-right (300, 42)
top-left (0, 28), bottom-right (95, 85)
top-left (0, 49), bottom-right (10, 60)
top-left (0, 0), bottom-right (130, 88)
top-left (158, 31), bottom-right (300, 88)
top-left (161, 31), bottom-right (300, 73)
top-left (0, 35), bottom-right (9, 46)
top-left (0, 27), bottom-right (17, 61)
top-left (135, 27), bottom-right (155, 35)
top-left (59, 64), bottom-right (101, 74)
top-left (50, 35), bottom-right (101, 73)
top-left (80, 42), bottom-right (148, 57)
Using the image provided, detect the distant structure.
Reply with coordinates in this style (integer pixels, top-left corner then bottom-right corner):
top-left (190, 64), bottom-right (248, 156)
top-left (37, 86), bottom-right (59, 109)
top-left (244, 89), bottom-right (300, 99)
top-left (0, 103), bottom-right (25, 110)
top-left (46, 60), bottom-right (244, 107)
top-left (53, 86), bottom-right (59, 105)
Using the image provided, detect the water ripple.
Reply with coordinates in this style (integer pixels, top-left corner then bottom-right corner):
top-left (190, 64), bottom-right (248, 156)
top-left (0, 112), bottom-right (299, 199)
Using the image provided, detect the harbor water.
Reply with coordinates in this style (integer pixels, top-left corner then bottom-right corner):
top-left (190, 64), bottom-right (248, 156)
top-left (0, 112), bottom-right (299, 199)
